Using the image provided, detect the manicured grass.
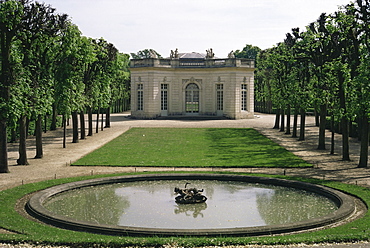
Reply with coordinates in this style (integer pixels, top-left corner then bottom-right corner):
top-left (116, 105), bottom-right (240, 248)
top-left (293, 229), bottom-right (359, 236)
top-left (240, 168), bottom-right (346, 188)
top-left (73, 128), bottom-right (312, 168)
top-left (0, 172), bottom-right (369, 247)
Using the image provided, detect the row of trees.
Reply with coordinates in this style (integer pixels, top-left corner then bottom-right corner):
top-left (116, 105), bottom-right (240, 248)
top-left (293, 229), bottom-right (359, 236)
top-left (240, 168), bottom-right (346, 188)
top-left (0, 0), bottom-right (130, 173)
top-left (256, 0), bottom-right (370, 168)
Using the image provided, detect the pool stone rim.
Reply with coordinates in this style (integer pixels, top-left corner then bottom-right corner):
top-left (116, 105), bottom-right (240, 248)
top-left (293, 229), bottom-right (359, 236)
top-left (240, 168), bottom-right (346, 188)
top-left (26, 173), bottom-right (357, 236)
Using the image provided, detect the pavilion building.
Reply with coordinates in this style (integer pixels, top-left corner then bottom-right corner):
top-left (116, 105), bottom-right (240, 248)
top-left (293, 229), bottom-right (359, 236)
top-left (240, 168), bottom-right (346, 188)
top-left (130, 49), bottom-right (255, 119)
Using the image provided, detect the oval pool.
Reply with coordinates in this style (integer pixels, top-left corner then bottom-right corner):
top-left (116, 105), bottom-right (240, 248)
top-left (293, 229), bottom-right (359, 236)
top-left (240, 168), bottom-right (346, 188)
top-left (26, 174), bottom-right (356, 236)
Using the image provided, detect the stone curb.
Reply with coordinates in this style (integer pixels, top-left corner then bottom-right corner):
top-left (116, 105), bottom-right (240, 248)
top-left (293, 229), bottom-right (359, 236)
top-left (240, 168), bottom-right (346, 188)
top-left (26, 173), bottom-right (356, 237)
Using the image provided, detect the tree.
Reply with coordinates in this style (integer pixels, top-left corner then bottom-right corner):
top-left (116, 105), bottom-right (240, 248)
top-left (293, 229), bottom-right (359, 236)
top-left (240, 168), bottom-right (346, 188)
top-left (353, 0), bottom-right (370, 167)
top-left (16, 1), bottom-right (67, 163)
top-left (54, 22), bottom-right (86, 147)
top-left (255, 49), bottom-right (274, 114)
top-left (105, 53), bottom-right (130, 127)
top-left (0, 0), bottom-right (26, 173)
top-left (235, 44), bottom-right (261, 60)
top-left (130, 49), bottom-right (162, 59)
top-left (285, 28), bottom-right (314, 140)
top-left (257, 48), bottom-right (281, 129)
top-left (303, 13), bottom-right (344, 150)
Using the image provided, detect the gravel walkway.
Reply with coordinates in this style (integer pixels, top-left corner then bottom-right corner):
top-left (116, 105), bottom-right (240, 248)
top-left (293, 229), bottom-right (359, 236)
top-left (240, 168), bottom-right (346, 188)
top-left (1, 112), bottom-right (369, 248)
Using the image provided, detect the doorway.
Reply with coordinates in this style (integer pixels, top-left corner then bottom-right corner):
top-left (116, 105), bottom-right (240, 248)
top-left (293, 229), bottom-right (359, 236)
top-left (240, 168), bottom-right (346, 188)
top-left (185, 83), bottom-right (199, 114)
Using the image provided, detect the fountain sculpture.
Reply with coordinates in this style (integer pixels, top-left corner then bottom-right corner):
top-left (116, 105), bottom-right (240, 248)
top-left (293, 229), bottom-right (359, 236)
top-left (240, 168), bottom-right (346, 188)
top-left (174, 183), bottom-right (207, 204)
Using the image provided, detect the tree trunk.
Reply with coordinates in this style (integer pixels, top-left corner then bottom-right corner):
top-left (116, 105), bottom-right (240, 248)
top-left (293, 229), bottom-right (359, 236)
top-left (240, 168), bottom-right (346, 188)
top-left (314, 109), bottom-right (320, 127)
top-left (285, 105), bottom-right (291, 135)
top-left (80, 111), bottom-right (85, 140)
top-left (26, 117), bottom-right (30, 139)
top-left (298, 108), bottom-right (306, 141)
top-left (292, 108), bottom-right (298, 138)
top-left (280, 109), bottom-right (285, 132)
top-left (44, 114), bottom-right (47, 133)
top-left (101, 108), bottom-right (104, 131)
top-left (338, 71), bottom-right (350, 161)
top-left (87, 106), bottom-right (93, 136)
top-left (34, 114), bottom-right (43, 159)
top-left (0, 120), bottom-right (9, 173)
top-left (96, 107), bottom-right (100, 133)
top-left (357, 117), bottom-right (362, 141)
top-left (50, 103), bottom-right (57, 131)
top-left (10, 126), bottom-right (16, 143)
top-left (72, 111), bottom-right (79, 143)
top-left (63, 115), bottom-right (67, 148)
top-left (330, 114), bottom-right (335, 155)
top-left (105, 107), bottom-right (111, 128)
top-left (273, 109), bottom-right (280, 129)
top-left (358, 115), bottom-right (369, 168)
top-left (0, 31), bottom-right (13, 173)
top-left (17, 115), bottom-right (29, 165)
top-left (341, 116), bottom-right (350, 161)
top-left (317, 104), bottom-right (327, 150)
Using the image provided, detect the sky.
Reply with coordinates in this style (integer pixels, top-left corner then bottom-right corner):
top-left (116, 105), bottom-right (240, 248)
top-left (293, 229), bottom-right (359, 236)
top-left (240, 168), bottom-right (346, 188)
top-left (44, 0), bottom-right (351, 58)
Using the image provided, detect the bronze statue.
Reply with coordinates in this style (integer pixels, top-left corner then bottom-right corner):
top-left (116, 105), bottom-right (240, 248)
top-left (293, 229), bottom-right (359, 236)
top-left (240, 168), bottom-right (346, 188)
top-left (174, 183), bottom-right (207, 204)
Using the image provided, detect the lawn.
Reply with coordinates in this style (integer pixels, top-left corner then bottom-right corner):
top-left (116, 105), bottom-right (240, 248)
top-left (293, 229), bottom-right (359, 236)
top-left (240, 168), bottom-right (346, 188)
top-left (73, 128), bottom-right (312, 168)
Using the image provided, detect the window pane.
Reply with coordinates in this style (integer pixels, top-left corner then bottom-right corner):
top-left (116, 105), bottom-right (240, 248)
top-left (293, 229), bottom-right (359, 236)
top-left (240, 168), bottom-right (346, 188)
top-left (216, 84), bottom-right (223, 111)
top-left (137, 84), bottom-right (143, 111)
top-left (241, 84), bottom-right (247, 111)
top-left (161, 84), bottom-right (168, 110)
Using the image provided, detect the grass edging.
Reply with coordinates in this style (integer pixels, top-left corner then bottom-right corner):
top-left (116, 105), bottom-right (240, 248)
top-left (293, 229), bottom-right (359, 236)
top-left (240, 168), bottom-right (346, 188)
top-left (0, 171), bottom-right (369, 247)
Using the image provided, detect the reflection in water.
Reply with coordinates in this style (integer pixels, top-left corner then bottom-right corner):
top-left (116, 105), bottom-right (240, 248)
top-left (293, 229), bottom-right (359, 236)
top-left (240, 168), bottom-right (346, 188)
top-left (174, 203), bottom-right (207, 218)
top-left (45, 184), bottom-right (130, 225)
top-left (45, 180), bottom-right (338, 229)
top-left (257, 188), bottom-right (338, 225)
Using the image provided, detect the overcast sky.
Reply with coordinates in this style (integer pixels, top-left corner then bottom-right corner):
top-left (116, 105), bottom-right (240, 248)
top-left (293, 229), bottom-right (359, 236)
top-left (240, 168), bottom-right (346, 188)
top-left (44, 0), bottom-right (351, 58)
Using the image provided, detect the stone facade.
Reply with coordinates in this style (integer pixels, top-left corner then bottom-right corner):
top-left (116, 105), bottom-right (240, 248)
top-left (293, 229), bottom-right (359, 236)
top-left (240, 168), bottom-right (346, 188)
top-left (130, 52), bottom-right (255, 119)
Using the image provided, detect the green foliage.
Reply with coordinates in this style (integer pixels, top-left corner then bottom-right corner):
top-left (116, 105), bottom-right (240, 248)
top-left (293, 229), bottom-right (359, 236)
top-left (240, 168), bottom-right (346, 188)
top-left (73, 128), bottom-right (311, 168)
top-left (234, 44), bottom-right (261, 60)
top-left (257, 1), bottom-right (370, 164)
top-left (54, 22), bottom-right (86, 115)
top-left (0, 0), bottom-right (130, 172)
top-left (0, 0), bottom-right (23, 31)
top-left (130, 48), bottom-right (162, 59)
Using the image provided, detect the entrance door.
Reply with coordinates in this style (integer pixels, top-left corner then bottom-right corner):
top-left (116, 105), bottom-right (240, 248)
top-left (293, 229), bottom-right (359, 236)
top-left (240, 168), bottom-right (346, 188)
top-left (185, 83), bottom-right (199, 114)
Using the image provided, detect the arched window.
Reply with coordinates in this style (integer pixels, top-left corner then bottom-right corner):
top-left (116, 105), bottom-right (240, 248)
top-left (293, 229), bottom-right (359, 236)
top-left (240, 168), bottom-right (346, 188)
top-left (185, 83), bottom-right (199, 113)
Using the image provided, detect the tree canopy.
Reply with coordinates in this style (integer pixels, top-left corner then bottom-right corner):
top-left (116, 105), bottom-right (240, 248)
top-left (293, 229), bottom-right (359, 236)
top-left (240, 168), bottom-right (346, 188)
top-left (256, 0), bottom-right (370, 168)
top-left (0, 0), bottom-right (130, 173)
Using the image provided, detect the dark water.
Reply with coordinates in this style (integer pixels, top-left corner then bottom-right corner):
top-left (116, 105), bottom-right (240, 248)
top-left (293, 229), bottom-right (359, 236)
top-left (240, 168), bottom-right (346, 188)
top-left (45, 180), bottom-right (338, 229)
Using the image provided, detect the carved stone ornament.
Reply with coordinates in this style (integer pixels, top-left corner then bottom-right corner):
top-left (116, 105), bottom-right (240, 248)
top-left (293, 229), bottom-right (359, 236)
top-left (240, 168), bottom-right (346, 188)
top-left (228, 50), bottom-right (235, 58)
top-left (206, 48), bottom-right (215, 59)
top-left (149, 49), bottom-right (158, 59)
top-left (170, 48), bottom-right (179, 59)
top-left (182, 78), bottom-right (202, 86)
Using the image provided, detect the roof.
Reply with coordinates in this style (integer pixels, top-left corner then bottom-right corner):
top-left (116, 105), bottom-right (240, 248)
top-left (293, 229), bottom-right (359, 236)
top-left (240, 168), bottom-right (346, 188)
top-left (178, 52), bottom-right (206, 59)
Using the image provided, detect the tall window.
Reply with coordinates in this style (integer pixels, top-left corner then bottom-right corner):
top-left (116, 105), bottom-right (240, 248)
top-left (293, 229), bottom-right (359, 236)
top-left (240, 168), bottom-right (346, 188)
top-left (216, 84), bottom-right (223, 111)
top-left (161, 84), bottom-right (168, 111)
top-left (185, 83), bottom-right (199, 113)
top-left (241, 84), bottom-right (247, 111)
top-left (137, 84), bottom-right (143, 111)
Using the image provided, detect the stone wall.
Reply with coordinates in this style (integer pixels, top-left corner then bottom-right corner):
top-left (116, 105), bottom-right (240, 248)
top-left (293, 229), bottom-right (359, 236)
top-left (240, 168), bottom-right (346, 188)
top-left (130, 58), bottom-right (255, 119)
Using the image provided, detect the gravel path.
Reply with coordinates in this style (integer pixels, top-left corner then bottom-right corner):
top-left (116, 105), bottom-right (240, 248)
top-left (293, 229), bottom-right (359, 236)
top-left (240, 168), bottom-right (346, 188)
top-left (1, 112), bottom-right (369, 248)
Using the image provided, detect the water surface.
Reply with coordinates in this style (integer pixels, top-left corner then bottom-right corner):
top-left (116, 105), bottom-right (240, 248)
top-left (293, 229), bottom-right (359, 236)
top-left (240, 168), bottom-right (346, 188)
top-left (45, 180), bottom-right (338, 229)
